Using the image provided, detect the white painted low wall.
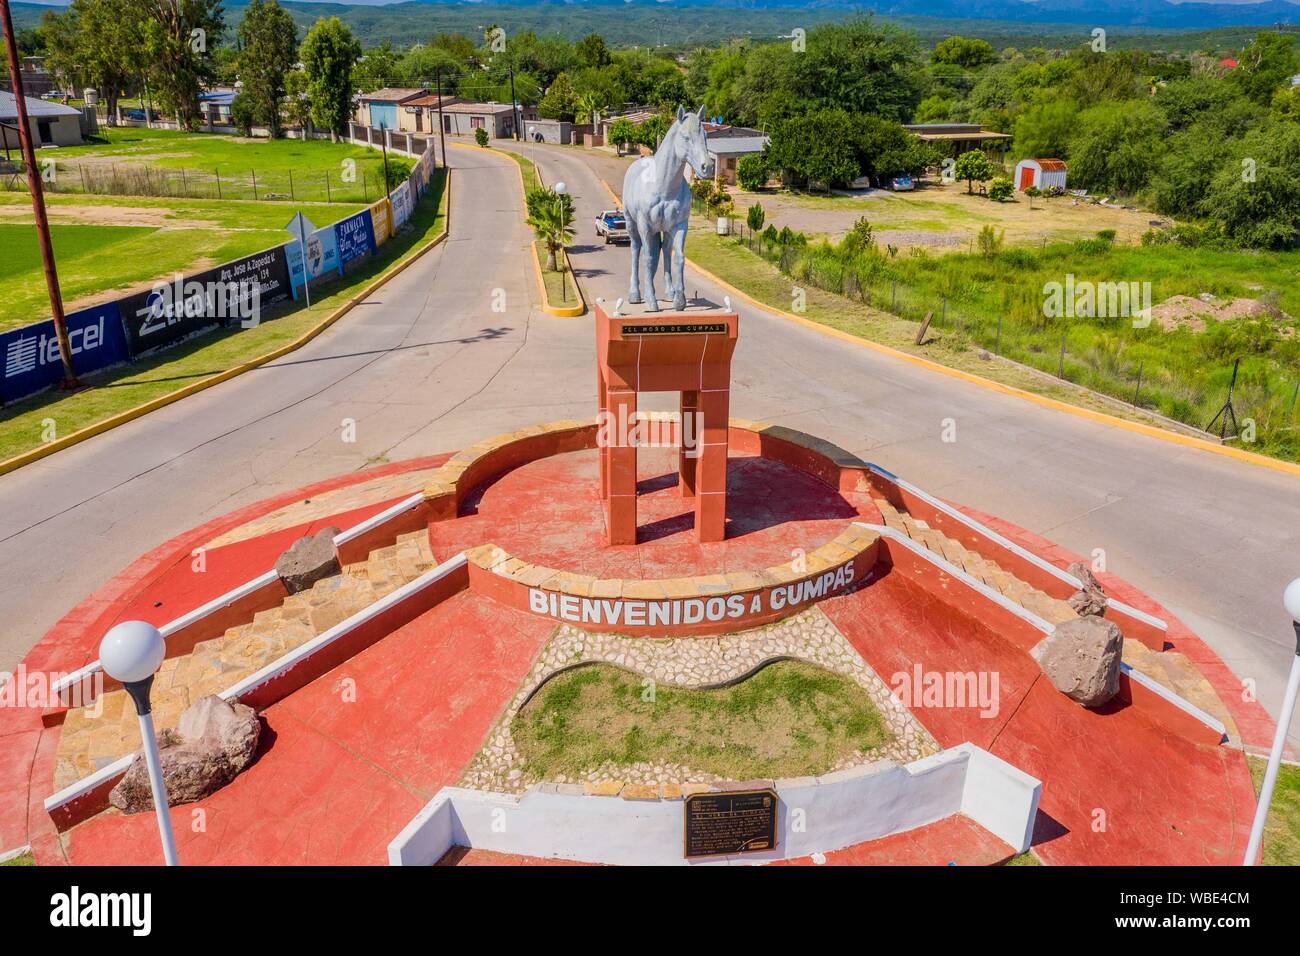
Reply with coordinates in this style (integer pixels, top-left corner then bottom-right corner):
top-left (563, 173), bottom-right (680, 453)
top-left (388, 742), bottom-right (1040, 866)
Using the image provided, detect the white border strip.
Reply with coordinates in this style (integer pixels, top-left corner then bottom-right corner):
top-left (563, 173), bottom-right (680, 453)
top-left (44, 552), bottom-right (469, 819)
top-left (388, 742), bottom-right (1042, 865)
top-left (333, 493), bottom-right (425, 547)
top-left (51, 570), bottom-right (283, 697)
top-left (1121, 662), bottom-right (1228, 740)
top-left (854, 522), bottom-right (1054, 636)
top-left (867, 464), bottom-right (1166, 632)
top-left (0, 845), bottom-right (32, 864)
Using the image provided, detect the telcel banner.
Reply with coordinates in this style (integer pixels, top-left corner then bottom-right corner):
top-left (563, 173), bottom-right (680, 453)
top-left (0, 302), bottom-right (131, 403)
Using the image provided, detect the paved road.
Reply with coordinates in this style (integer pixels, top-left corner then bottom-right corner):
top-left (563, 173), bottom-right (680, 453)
top-left (2, 138), bottom-right (1298, 748)
top-left (501, 138), bottom-right (1300, 746)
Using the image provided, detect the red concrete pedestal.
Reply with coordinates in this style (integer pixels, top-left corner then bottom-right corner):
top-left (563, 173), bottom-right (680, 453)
top-left (596, 303), bottom-right (739, 545)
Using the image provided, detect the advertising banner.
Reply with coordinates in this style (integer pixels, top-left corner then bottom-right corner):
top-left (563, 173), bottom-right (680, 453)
top-left (286, 224), bottom-right (343, 291)
top-left (369, 198), bottom-right (392, 247)
top-left (389, 181), bottom-right (414, 230)
top-left (335, 209), bottom-right (376, 266)
top-left (118, 246), bottom-right (292, 356)
top-left (0, 302), bottom-right (131, 404)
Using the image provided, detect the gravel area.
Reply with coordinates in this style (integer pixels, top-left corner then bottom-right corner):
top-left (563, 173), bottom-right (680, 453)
top-left (459, 607), bottom-right (938, 793)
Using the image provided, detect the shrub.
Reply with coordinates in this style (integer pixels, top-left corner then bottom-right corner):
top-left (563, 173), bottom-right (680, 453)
top-left (231, 93), bottom-right (256, 137)
top-left (474, 126), bottom-right (489, 147)
top-left (737, 153), bottom-right (768, 191)
top-left (1096, 228), bottom-right (1117, 244)
top-left (763, 224), bottom-right (779, 245)
top-left (976, 225), bottom-right (1004, 257)
top-left (747, 202), bottom-right (765, 232)
top-left (988, 177), bottom-right (1014, 202)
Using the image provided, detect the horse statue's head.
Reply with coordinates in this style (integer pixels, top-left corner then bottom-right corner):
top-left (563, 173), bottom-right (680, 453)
top-left (671, 104), bottom-right (714, 181)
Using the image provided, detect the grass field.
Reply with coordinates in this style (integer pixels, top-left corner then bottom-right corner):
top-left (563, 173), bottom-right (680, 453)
top-left (695, 219), bottom-right (1300, 462)
top-left (513, 660), bottom-right (892, 781)
top-left (13, 127), bottom-right (402, 205)
top-left (1249, 757), bottom-right (1300, 866)
top-left (0, 193), bottom-right (363, 332)
top-left (0, 169), bottom-right (447, 465)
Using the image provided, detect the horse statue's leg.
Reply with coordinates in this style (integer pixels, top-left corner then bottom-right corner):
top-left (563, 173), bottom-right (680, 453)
top-left (643, 230), bottom-right (663, 312)
top-left (659, 234), bottom-right (674, 305)
top-left (669, 220), bottom-right (688, 311)
top-left (626, 218), bottom-right (643, 304)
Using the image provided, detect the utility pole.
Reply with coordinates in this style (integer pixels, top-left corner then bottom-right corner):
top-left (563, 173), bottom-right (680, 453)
top-left (1, 0), bottom-right (77, 386)
top-left (508, 65), bottom-right (520, 141)
top-left (435, 67), bottom-right (447, 169)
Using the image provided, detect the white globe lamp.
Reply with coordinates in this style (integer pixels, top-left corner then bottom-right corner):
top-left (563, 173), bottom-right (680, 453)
top-left (1244, 577), bottom-right (1300, 865)
top-left (98, 620), bottom-right (179, 865)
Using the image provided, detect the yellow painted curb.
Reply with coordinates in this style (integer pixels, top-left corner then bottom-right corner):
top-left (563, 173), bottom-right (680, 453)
top-left (531, 243), bottom-right (587, 317)
top-left (683, 255), bottom-right (1300, 478)
top-left (456, 140), bottom-right (589, 317)
top-left (0, 170), bottom-right (453, 479)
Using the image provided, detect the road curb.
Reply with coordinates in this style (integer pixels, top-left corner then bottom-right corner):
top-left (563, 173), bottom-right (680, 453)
top-left (594, 175), bottom-right (1300, 480)
top-left (0, 170), bottom-right (453, 479)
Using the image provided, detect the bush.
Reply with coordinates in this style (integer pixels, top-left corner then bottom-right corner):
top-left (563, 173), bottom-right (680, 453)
top-left (474, 126), bottom-right (489, 147)
top-left (230, 93), bottom-right (256, 137)
top-left (976, 225), bottom-right (1004, 257)
top-left (747, 202), bottom-right (765, 232)
top-left (988, 177), bottom-right (1014, 202)
top-left (737, 153), bottom-right (768, 191)
top-left (763, 224), bottom-right (779, 245)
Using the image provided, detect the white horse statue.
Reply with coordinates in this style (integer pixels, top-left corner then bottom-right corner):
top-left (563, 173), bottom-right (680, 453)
top-left (622, 104), bottom-right (714, 312)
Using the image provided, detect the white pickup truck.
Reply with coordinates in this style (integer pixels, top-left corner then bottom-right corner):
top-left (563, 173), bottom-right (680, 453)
top-left (594, 209), bottom-right (629, 244)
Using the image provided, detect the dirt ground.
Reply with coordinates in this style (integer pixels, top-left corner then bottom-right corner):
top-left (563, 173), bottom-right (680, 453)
top-left (726, 177), bottom-right (1160, 249)
top-left (0, 202), bottom-right (220, 230)
top-left (1150, 293), bottom-right (1283, 332)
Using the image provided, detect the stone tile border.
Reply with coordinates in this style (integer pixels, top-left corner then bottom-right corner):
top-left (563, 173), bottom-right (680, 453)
top-left (458, 606), bottom-right (938, 795)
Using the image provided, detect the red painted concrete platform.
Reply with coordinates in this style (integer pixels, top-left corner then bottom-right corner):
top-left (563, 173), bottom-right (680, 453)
top-left (0, 445), bottom-right (1266, 867)
top-left (431, 446), bottom-right (881, 579)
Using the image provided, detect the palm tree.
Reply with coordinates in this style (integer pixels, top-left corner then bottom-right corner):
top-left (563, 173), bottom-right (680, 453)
top-left (527, 190), bottom-right (575, 271)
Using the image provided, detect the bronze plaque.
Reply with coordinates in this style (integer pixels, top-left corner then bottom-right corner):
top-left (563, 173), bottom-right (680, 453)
top-left (683, 788), bottom-right (778, 858)
top-left (621, 323), bottom-right (727, 336)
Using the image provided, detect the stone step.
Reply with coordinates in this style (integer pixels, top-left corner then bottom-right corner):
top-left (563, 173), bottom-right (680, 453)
top-left (54, 526), bottom-right (440, 792)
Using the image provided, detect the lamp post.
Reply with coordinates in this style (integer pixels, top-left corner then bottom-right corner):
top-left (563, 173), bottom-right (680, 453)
top-left (554, 182), bottom-right (568, 302)
top-left (1243, 577), bottom-right (1300, 865)
top-left (99, 621), bottom-right (179, 866)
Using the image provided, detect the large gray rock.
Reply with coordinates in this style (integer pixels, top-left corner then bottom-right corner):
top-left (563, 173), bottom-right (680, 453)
top-left (1066, 560), bottom-right (1108, 617)
top-left (109, 696), bottom-right (261, 813)
top-left (1032, 616), bottom-right (1124, 708)
top-left (275, 526), bottom-right (341, 594)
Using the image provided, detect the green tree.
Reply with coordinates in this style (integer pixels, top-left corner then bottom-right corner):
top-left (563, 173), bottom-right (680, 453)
top-left (1012, 98), bottom-right (1077, 160)
top-left (636, 113), bottom-right (669, 150)
top-left (300, 17), bottom-right (362, 141)
top-left (42, 0), bottom-right (146, 125)
top-left (914, 95), bottom-right (953, 123)
top-left (574, 33), bottom-right (611, 69)
top-left (230, 90), bottom-right (255, 136)
top-left (1067, 100), bottom-right (1167, 194)
top-left (737, 153), bottom-right (768, 191)
top-left (767, 108), bottom-right (861, 189)
top-left (1231, 31), bottom-right (1300, 105)
top-left (608, 116), bottom-right (636, 155)
top-left (236, 0), bottom-right (297, 137)
top-left (539, 72), bottom-right (579, 122)
top-left (746, 201), bottom-right (765, 233)
top-left (1203, 123), bottom-right (1300, 248)
top-left (952, 148), bottom-right (994, 194)
top-left (474, 126), bottom-right (489, 147)
top-left (526, 188), bottom-right (576, 271)
top-left (139, 0), bottom-right (225, 130)
top-left (282, 68), bottom-right (312, 130)
top-left (931, 36), bottom-right (996, 70)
